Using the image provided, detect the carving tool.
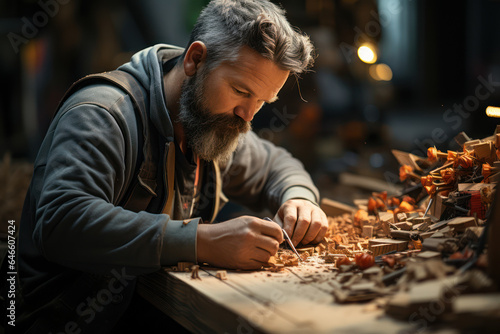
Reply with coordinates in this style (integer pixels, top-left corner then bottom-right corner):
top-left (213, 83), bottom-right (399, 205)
top-left (263, 217), bottom-right (303, 262)
top-left (423, 197), bottom-right (433, 218)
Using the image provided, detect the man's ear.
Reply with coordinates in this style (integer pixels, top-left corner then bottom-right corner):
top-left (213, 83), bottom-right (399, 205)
top-left (184, 41), bottom-right (207, 77)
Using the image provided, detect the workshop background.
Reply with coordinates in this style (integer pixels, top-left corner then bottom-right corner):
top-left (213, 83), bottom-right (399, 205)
top-left (1, 0), bottom-right (500, 225)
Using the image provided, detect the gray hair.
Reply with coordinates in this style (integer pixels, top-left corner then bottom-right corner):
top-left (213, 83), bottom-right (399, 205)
top-left (180, 0), bottom-right (315, 76)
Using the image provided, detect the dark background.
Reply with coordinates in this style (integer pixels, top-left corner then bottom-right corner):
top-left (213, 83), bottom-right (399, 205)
top-left (1, 0), bottom-right (499, 207)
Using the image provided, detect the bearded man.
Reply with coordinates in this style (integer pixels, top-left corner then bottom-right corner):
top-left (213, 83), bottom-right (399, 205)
top-left (14, 0), bottom-right (328, 331)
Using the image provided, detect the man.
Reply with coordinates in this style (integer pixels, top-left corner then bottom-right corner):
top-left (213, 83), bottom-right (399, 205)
top-left (15, 0), bottom-right (327, 331)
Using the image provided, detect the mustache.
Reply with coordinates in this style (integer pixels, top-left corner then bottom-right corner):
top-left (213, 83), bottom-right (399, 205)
top-left (192, 108), bottom-right (251, 133)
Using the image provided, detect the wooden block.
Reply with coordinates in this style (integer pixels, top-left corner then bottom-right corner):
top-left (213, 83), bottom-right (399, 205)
top-left (379, 211), bottom-right (394, 224)
top-left (391, 149), bottom-right (425, 172)
top-left (412, 216), bottom-right (432, 225)
top-left (320, 198), bottom-right (356, 217)
top-left (394, 222), bottom-right (412, 231)
top-left (216, 271), bottom-right (228, 280)
top-left (362, 226), bottom-right (373, 238)
top-left (429, 195), bottom-right (446, 219)
top-left (472, 141), bottom-right (495, 163)
top-left (454, 131), bottom-right (471, 147)
top-left (396, 212), bottom-right (407, 222)
top-left (417, 251), bottom-right (441, 260)
top-left (431, 226), bottom-right (454, 238)
top-left (412, 221), bottom-right (430, 232)
top-left (323, 254), bottom-right (337, 263)
top-left (422, 237), bottom-right (457, 252)
top-left (369, 238), bottom-right (408, 253)
top-left (369, 244), bottom-right (396, 256)
top-left (448, 217), bottom-right (476, 232)
top-left (390, 230), bottom-right (416, 240)
top-left (464, 139), bottom-right (482, 151)
top-left (463, 227), bottom-right (484, 242)
top-left (377, 212), bottom-right (392, 236)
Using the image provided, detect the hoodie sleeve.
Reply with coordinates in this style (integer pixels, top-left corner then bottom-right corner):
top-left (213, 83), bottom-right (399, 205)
top-left (33, 98), bottom-right (197, 276)
top-left (219, 131), bottom-right (319, 213)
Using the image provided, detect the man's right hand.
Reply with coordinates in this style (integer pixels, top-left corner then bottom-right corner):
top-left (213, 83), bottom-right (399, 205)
top-left (196, 216), bottom-right (284, 270)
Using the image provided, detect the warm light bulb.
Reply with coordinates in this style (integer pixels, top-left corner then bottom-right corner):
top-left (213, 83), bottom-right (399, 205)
top-left (486, 106), bottom-right (500, 118)
top-left (369, 64), bottom-right (393, 81)
top-left (375, 64), bottom-right (392, 81)
top-left (357, 45), bottom-right (377, 64)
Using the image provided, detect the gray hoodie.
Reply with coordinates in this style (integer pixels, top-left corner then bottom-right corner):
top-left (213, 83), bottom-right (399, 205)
top-left (17, 44), bottom-right (318, 331)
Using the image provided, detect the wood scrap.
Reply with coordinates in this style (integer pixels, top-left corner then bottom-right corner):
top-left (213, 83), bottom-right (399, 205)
top-left (191, 265), bottom-right (201, 280)
top-left (216, 271), bottom-right (228, 280)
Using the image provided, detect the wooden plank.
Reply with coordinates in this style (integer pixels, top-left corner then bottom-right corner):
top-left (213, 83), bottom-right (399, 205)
top-left (138, 269), bottom-right (294, 334)
top-left (212, 265), bottom-right (412, 333)
top-left (320, 198), bottom-right (356, 217)
top-left (339, 172), bottom-right (403, 194)
top-left (139, 264), bottom-right (415, 333)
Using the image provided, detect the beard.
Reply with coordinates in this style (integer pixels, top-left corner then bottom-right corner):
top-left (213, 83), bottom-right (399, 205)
top-left (177, 67), bottom-right (251, 163)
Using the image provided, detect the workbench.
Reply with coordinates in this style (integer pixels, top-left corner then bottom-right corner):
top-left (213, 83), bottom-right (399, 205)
top-left (137, 260), bottom-right (417, 334)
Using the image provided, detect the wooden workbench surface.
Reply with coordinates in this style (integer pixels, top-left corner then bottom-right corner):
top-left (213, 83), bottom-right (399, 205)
top-left (137, 260), bottom-right (415, 334)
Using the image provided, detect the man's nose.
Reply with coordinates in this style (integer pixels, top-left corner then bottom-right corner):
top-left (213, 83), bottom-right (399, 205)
top-left (233, 104), bottom-right (257, 122)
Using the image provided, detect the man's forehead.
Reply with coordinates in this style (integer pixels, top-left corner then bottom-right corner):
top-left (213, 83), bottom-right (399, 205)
top-left (221, 47), bottom-right (290, 99)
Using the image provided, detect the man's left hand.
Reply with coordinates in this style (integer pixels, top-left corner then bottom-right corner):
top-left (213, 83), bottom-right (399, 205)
top-left (273, 199), bottom-right (328, 247)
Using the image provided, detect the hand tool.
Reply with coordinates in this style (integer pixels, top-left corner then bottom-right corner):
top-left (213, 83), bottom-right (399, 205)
top-left (263, 217), bottom-right (303, 262)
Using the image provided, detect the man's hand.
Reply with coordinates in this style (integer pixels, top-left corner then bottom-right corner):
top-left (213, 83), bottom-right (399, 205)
top-left (197, 216), bottom-right (284, 270)
top-left (273, 199), bottom-right (328, 247)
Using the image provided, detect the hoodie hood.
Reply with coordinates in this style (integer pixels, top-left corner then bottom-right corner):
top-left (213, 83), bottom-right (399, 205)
top-left (118, 44), bottom-right (184, 140)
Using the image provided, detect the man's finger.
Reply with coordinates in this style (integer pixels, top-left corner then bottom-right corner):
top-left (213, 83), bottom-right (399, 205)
top-left (259, 219), bottom-right (284, 244)
top-left (291, 209), bottom-right (311, 246)
top-left (250, 247), bottom-right (274, 264)
top-left (281, 205), bottom-right (298, 238)
top-left (312, 211), bottom-right (328, 244)
top-left (302, 210), bottom-right (325, 244)
top-left (255, 234), bottom-right (280, 256)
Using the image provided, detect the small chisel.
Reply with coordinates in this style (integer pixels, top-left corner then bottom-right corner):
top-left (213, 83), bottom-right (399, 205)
top-left (263, 217), bottom-right (303, 262)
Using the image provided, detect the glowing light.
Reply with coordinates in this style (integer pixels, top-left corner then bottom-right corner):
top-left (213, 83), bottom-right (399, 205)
top-left (357, 45), bottom-right (377, 64)
top-left (486, 106), bottom-right (500, 118)
top-left (369, 64), bottom-right (393, 81)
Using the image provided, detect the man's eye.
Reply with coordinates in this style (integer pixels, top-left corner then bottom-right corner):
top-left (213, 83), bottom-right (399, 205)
top-left (233, 88), bottom-right (250, 97)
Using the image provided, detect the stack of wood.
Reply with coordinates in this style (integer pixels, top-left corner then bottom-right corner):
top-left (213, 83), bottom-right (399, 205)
top-left (261, 127), bottom-right (500, 328)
